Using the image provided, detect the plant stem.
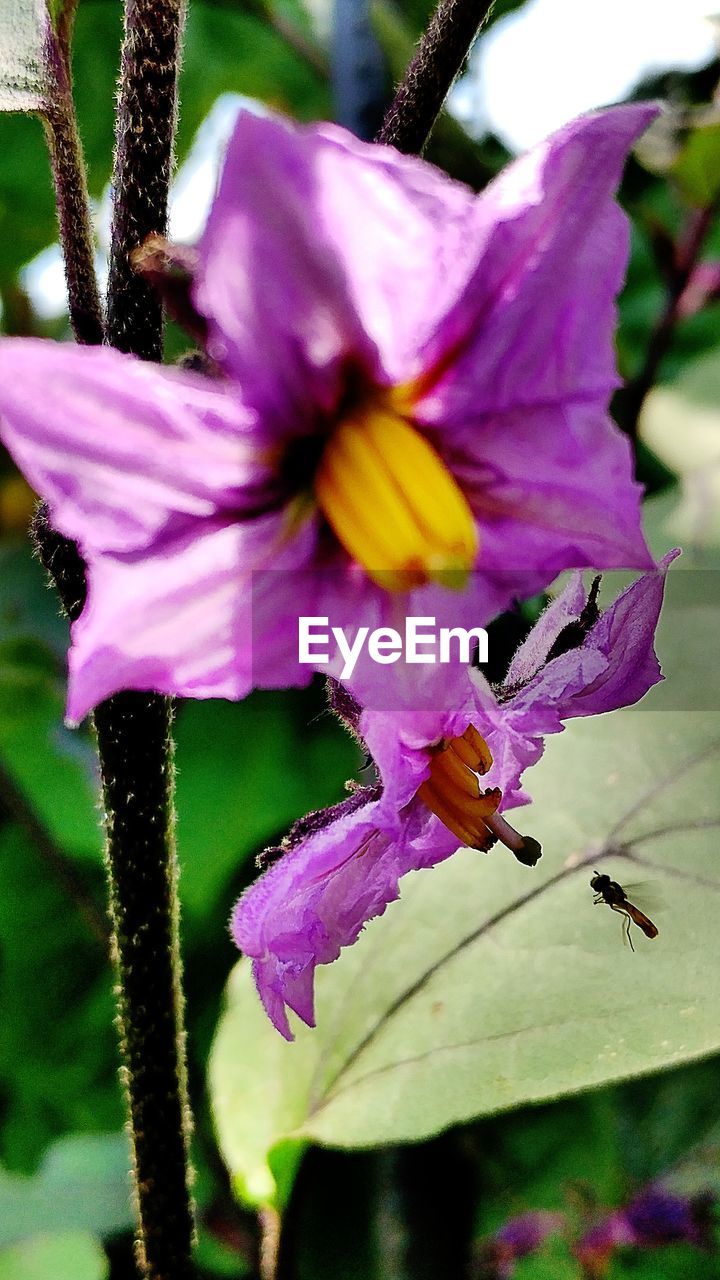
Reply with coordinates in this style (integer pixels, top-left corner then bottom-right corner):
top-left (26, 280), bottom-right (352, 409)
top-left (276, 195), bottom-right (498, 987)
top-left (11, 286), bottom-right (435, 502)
top-left (95, 693), bottom-right (194, 1280)
top-left (375, 0), bottom-right (494, 153)
top-left (44, 3), bottom-right (104, 345)
top-left (618, 202), bottom-right (717, 438)
top-left (107, 0), bottom-right (185, 359)
top-left (34, 1), bottom-right (192, 1272)
top-left (100, 2), bottom-right (194, 1278)
top-left (31, 529), bottom-right (195, 1280)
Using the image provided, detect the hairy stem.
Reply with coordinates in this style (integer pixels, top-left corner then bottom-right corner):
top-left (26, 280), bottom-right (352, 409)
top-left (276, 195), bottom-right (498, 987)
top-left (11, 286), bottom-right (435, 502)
top-left (44, 4), bottom-right (104, 345)
top-left (95, 693), bottom-right (193, 1280)
top-left (35, 1), bottom-right (192, 1272)
top-left (31, 510), bottom-right (195, 1280)
top-left (101, 1), bottom-right (194, 1277)
top-left (619, 202), bottom-right (717, 438)
top-left (106, 0), bottom-right (185, 359)
top-left (375, 0), bottom-right (494, 153)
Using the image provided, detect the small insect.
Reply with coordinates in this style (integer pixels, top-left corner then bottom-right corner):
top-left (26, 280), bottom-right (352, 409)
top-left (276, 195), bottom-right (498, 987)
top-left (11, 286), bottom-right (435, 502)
top-left (590, 871), bottom-right (659, 952)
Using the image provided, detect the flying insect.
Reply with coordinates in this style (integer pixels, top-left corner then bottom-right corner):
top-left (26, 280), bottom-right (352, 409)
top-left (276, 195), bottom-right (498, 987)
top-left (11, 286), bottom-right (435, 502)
top-left (590, 871), bottom-right (659, 952)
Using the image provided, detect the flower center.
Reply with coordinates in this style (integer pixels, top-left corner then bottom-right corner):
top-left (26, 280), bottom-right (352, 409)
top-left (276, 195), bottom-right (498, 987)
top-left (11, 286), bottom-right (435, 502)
top-left (314, 391), bottom-right (478, 592)
top-left (417, 724), bottom-right (542, 864)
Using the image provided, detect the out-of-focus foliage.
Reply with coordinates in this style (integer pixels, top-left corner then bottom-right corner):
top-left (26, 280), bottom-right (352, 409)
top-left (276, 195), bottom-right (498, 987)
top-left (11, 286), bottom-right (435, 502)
top-left (641, 351), bottom-right (720, 547)
top-left (0, 1233), bottom-right (109, 1280)
top-left (0, 1134), bottom-right (133, 1248)
top-left (175, 695), bottom-right (358, 916)
top-left (672, 122), bottom-right (720, 207)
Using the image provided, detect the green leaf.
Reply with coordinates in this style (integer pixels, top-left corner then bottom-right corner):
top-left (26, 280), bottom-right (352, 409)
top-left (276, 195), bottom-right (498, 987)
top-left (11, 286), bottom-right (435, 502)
top-left (0, 1232), bottom-right (108, 1280)
top-left (0, 1), bottom-right (53, 114)
top-left (210, 689), bottom-right (720, 1204)
top-left (0, 1134), bottom-right (132, 1248)
top-left (672, 123), bottom-right (720, 207)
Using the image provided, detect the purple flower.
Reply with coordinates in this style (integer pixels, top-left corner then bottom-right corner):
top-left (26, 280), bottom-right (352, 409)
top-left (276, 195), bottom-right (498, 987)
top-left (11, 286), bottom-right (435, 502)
top-left (0, 105), bottom-right (654, 722)
top-left (233, 556), bottom-right (675, 1038)
top-left (494, 1210), bottom-right (563, 1256)
top-left (577, 1186), bottom-right (715, 1273)
top-left (479, 1210), bottom-right (564, 1278)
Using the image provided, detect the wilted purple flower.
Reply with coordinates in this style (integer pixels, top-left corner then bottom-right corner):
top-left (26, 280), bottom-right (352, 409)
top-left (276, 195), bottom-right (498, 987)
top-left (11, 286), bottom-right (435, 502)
top-left (0, 105), bottom-right (654, 722)
top-left (233, 556), bottom-right (675, 1038)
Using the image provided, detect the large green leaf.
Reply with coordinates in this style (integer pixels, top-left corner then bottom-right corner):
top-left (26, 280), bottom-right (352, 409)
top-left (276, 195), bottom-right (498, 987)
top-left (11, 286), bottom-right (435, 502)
top-left (0, 1133), bottom-right (132, 1248)
top-left (210, 684), bottom-right (720, 1205)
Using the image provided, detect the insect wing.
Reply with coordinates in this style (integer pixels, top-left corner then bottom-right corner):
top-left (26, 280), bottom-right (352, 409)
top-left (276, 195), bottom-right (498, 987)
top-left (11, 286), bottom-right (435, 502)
top-left (620, 881), bottom-right (663, 911)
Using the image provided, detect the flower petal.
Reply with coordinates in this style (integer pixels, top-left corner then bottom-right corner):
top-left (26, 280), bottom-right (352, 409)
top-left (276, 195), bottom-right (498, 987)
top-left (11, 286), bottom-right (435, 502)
top-left (414, 105), bottom-right (657, 574)
top-left (67, 521), bottom-right (250, 721)
top-left (479, 553), bottom-right (678, 808)
top-left (418, 104), bottom-right (659, 418)
top-left (196, 110), bottom-right (481, 416)
top-left (232, 793), bottom-right (457, 1040)
top-left (505, 572), bottom-right (588, 687)
top-left (432, 401), bottom-right (653, 576)
top-left (0, 339), bottom-right (268, 555)
top-left (65, 515), bottom-right (322, 723)
top-left (557, 549), bottom-right (680, 717)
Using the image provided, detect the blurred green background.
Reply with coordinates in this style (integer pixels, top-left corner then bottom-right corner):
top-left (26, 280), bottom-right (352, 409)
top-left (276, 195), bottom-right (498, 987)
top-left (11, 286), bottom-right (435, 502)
top-left (2, 1), bottom-right (720, 1277)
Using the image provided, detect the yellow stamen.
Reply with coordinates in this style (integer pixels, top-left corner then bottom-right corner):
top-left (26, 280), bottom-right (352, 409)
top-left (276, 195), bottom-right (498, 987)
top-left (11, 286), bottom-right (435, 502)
top-left (417, 728), bottom-right (500, 849)
top-left (417, 725), bottom-right (543, 865)
top-left (447, 723), bottom-right (493, 775)
top-left (314, 400), bottom-right (477, 592)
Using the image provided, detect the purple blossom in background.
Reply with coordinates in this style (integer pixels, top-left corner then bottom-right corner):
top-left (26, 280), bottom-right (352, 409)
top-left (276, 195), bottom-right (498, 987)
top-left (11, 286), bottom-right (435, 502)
top-left (233, 556), bottom-right (675, 1039)
top-left (474, 1183), bottom-right (715, 1278)
top-left (477, 1210), bottom-right (564, 1278)
top-left (0, 105), bottom-right (655, 723)
top-left (577, 1185), bottom-right (715, 1275)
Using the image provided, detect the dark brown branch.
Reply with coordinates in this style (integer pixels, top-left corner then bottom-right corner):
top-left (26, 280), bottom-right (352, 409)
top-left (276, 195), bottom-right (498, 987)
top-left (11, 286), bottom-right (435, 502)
top-left (376, 0), bottom-right (494, 154)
